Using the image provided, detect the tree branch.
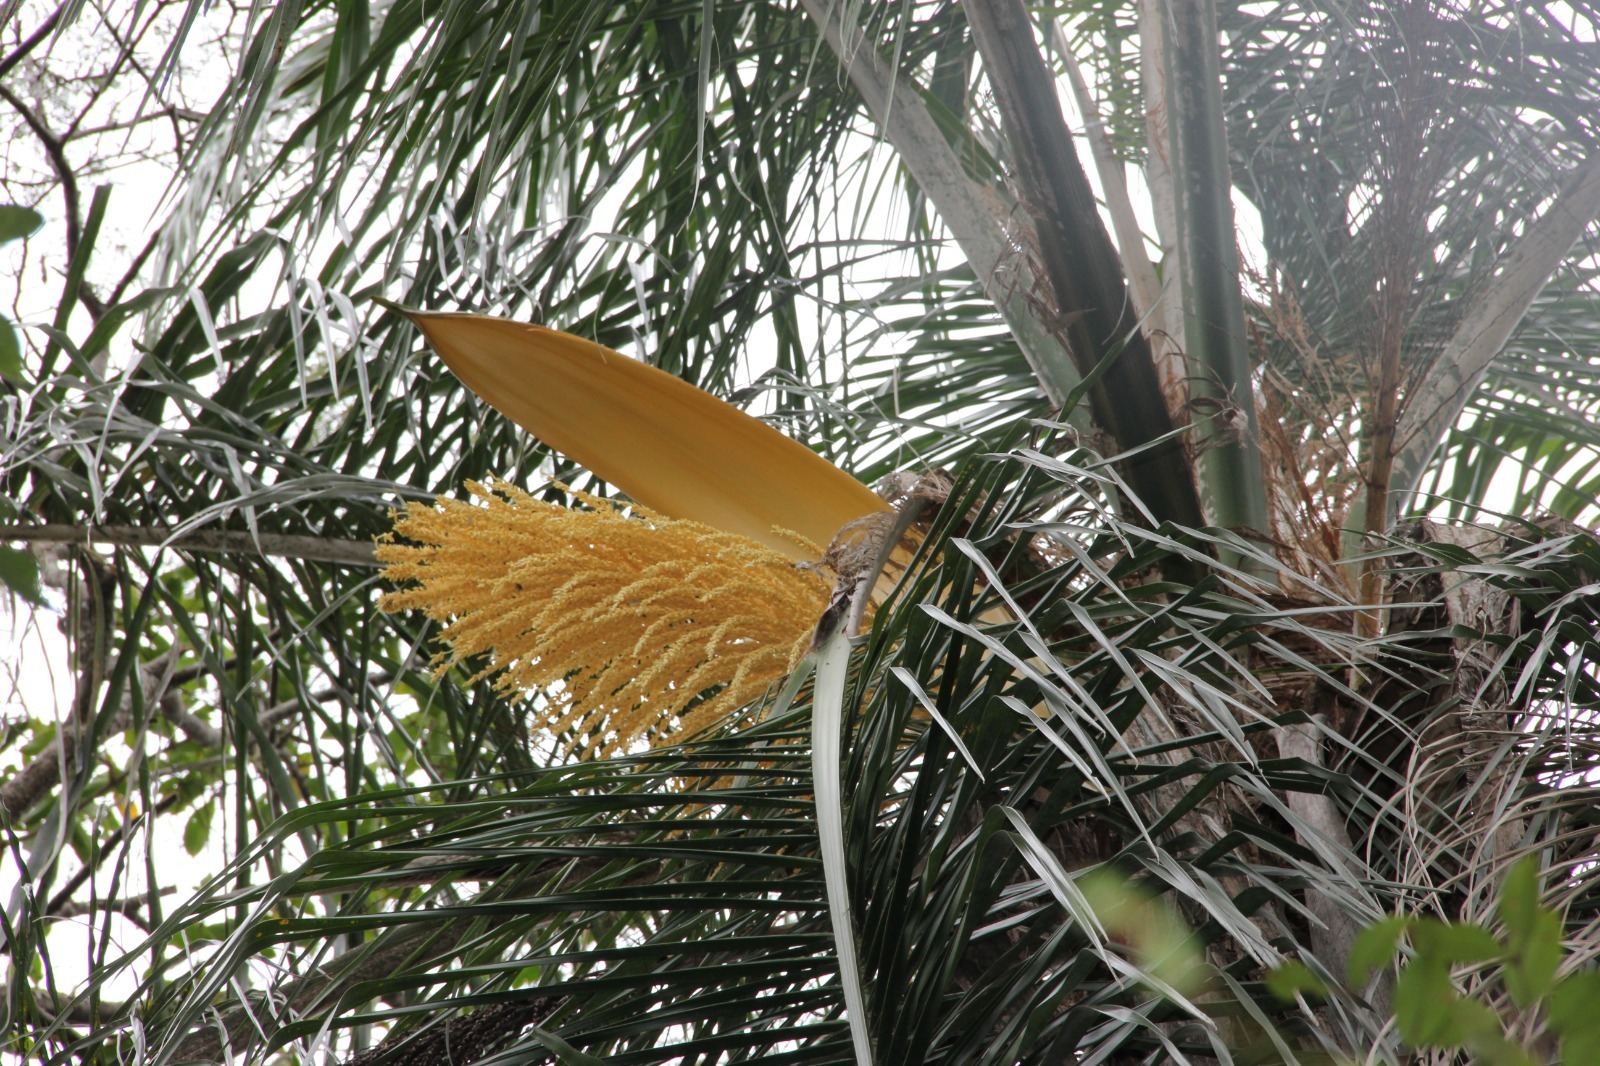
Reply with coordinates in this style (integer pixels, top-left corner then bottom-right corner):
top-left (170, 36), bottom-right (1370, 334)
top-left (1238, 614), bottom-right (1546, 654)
top-left (0, 82), bottom-right (106, 320)
top-left (0, 728), bottom-right (75, 819)
top-left (65, 105), bottom-right (206, 144)
top-left (45, 793), bottom-right (182, 914)
top-left (51, 884), bottom-right (177, 930)
top-left (2, 647), bottom-right (185, 820)
top-left (0, 982), bottom-right (122, 1029)
top-left (0, 2), bottom-right (67, 82)
top-left (105, 224), bottom-right (160, 306)
top-left (0, 524), bottom-right (379, 567)
top-left (0, 83), bottom-right (80, 254)
top-left (159, 689), bottom-right (222, 748)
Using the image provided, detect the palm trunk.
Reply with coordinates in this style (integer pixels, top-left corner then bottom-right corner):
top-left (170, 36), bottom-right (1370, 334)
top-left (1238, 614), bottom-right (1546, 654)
top-left (1158, 0), bottom-right (1269, 552)
top-left (964, 0), bottom-right (1205, 532)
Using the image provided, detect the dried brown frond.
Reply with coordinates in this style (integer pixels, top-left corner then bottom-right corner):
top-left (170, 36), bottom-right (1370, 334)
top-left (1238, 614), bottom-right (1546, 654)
top-left (377, 480), bottom-right (829, 758)
top-left (1247, 269), bottom-right (1365, 597)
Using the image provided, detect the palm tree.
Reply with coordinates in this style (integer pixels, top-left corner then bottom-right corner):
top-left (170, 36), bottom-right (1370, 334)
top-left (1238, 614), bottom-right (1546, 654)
top-left (2, 1), bottom-right (1598, 1063)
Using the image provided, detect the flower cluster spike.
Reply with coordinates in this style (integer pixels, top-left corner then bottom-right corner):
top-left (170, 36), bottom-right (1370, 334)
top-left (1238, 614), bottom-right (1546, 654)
top-left (379, 481), bottom-right (830, 758)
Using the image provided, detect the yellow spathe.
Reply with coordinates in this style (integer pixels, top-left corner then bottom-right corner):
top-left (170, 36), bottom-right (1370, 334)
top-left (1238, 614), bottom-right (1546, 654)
top-left (379, 481), bottom-right (830, 758)
top-left (398, 310), bottom-right (888, 560)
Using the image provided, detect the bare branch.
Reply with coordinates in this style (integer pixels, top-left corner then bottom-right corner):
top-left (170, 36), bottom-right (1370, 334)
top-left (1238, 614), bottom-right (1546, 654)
top-left (0, 728), bottom-right (75, 819)
top-left (46, 793), bottom-right (183, 914)
top-left (0, 83), bottom-right (80, 254)
top-left (0, 82), bottom-right (106, 319)
top-left (106, 225), bottom-right (161, 306)
top-left (0, 982), bottom-right (122, 1029)
top-left (159, 690), bottom-right (221, 748)
top-left (0, 2), bottom-right (68, 82)
top-left (51, 886), bottom-right (177, 930)
top-left (2, 646), bottom-right (182, 820)
top-left (65, 105), bottom-right (206, 143)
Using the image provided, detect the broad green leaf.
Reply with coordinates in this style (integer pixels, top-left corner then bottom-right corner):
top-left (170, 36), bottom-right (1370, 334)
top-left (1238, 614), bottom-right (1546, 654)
top-left (1079, 868), bottom-right (1209, 1000)
top-left (1467, 1033), bottom-right (1540, 1066)
top-left (1497, 855), bottom-right (1543, 943)
top-left (1348, 915), bottom-right (1413, 986)
top-left (1497, 856), bottom-right (1564, 1006)
top-left (1266, 960), bottom-right (1330, 1002)
top-left (1450, 996), bottom-right (1505, 1049)
top-left (184, 802), bottom-right (216, 857)
top-left (1559, 1022), bottom-right (1600, 1062)
top-left (0, 316), bottom-right (23, 382)
top-left (0, 546), bottom-right (45, 607)
top-left (0, 204), bottom-right (43, 244)
top-left (1550, 972), bottom-right (1600, 1066)
top-left (1394, 957), bottom-right (1458, 1046)
top-left (69, 822), bottom-right (92, 865)
top-left (1411, 918), bottom-right (1503, 966)
top-left (1503, 906), bottom-right (1564, 1008)
top-left (20, 722), bottom-right (56, 759)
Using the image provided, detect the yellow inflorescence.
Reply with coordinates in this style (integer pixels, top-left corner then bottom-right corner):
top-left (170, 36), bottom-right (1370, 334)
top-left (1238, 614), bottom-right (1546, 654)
top-left (377, 480), bottom-right (830, 758)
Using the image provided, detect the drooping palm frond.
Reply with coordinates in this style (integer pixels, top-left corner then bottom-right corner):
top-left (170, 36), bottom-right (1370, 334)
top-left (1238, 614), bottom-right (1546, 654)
top-left (1420, 265), bottom-right (1600, 523)
top-left (29, 436), bottom-right (1589, 1064)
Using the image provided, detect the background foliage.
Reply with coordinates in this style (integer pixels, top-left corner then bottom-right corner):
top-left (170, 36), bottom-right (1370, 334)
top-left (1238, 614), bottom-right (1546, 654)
top-left (2, 1), bottom-right (1599, 1063)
